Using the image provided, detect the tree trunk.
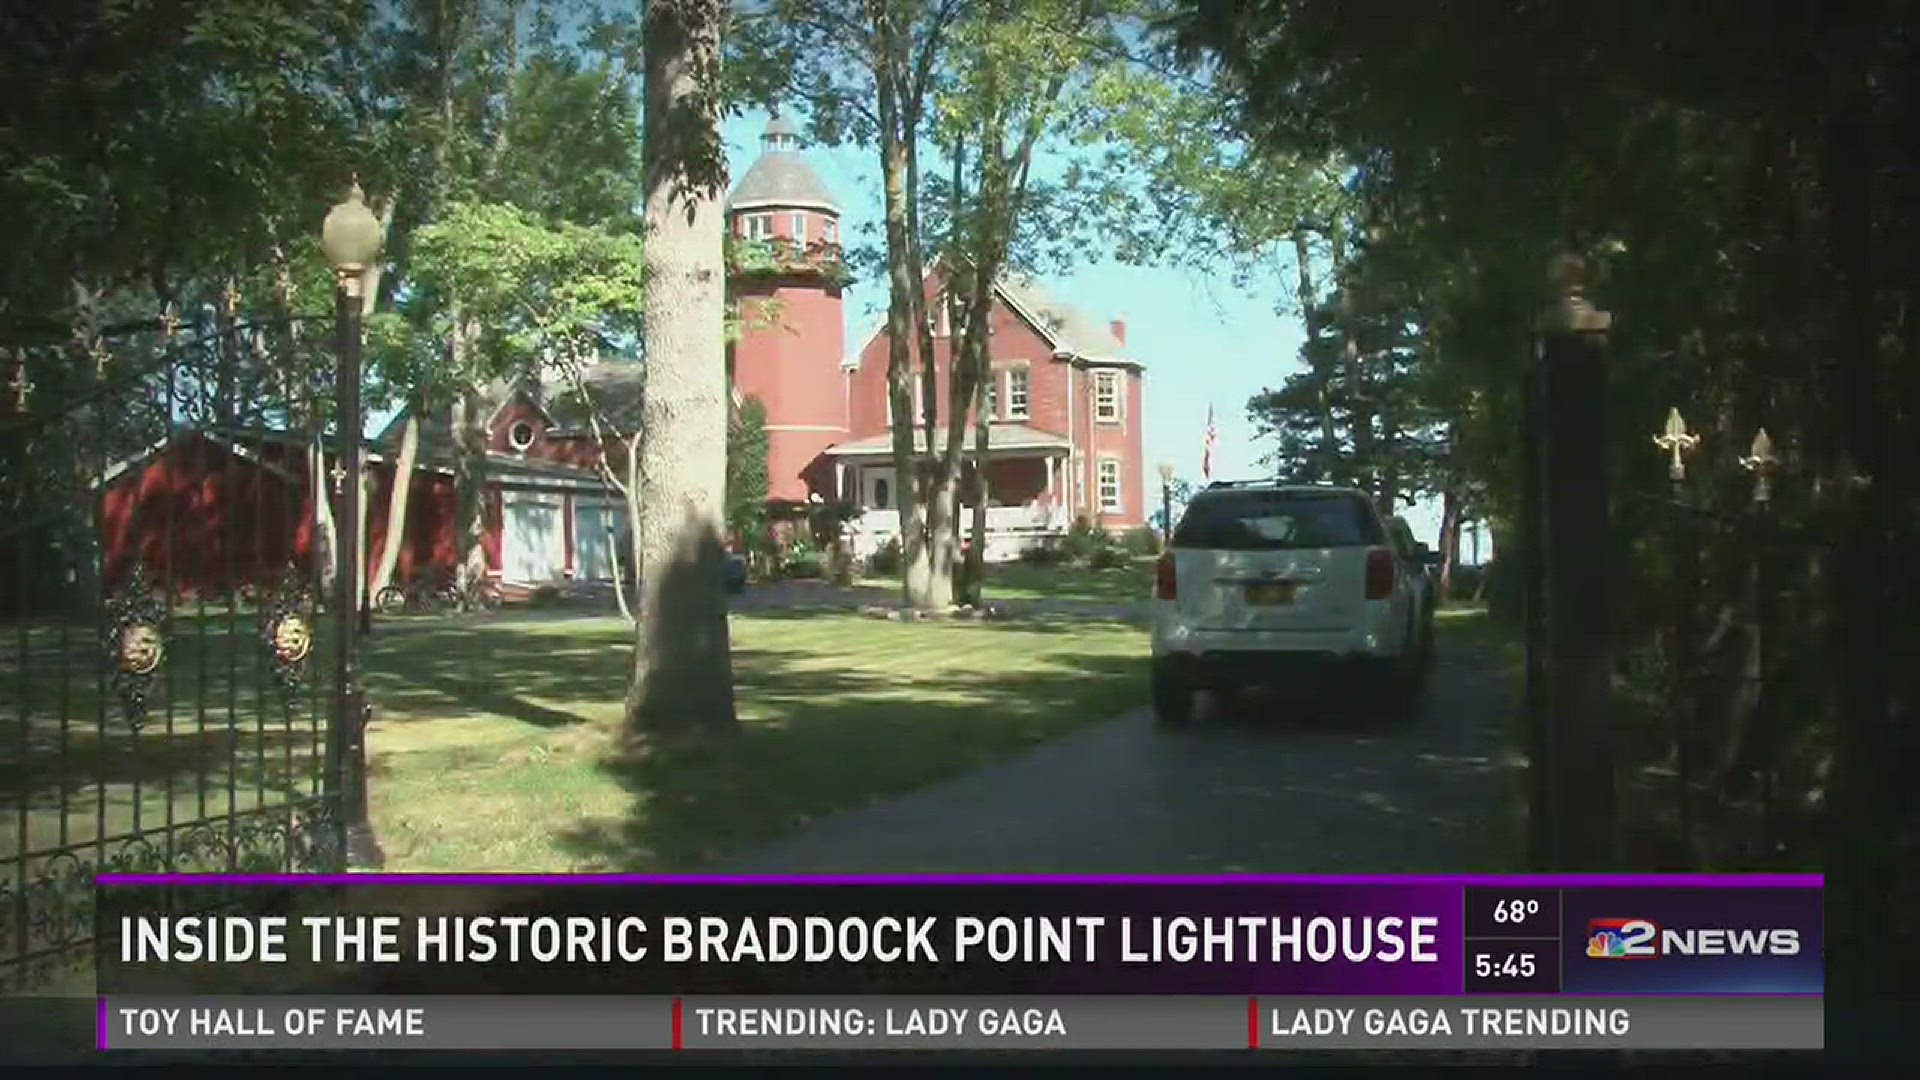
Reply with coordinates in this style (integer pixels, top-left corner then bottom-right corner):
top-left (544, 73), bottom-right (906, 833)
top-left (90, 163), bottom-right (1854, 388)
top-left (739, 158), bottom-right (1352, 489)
top-left (451, 382), bottom-right (489, 589)
top-left (311, 443), bottom-right (337, 595)
top-left (1437, 485), bottom-right (1462, 602)
top-left (628, 0), bottom-right (737, 735)
top-left (1329, 224), bottom-right (1376, 500)
top-left (369, 405), bottom-right (421, 596)
top-left (1294, 228), bottom-right (1340, 480)
top-left (874, 59), bottom-right (935, 608)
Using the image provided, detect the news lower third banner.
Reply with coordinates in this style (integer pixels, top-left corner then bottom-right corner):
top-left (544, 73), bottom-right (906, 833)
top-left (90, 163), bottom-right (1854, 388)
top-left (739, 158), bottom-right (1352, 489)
top-left (94, 872), bottom-right (1824, 1052)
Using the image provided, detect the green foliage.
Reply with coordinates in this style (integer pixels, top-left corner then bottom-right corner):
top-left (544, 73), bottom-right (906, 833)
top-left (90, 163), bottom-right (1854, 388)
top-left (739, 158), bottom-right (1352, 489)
top-left (1018, 542), bottom-right (1067, 567)
top-left (727, 396), bottom-right (772, 550)
top-left (397, 200), bottom-right (645, 396)
top-left (867, 537), bottom-right (904, 576)
top-left (1119, 525), bottom-right (1161, 557)
top-left (1088, 545), bottom-right (1130, 570)
top-left (1059, 516), bottom-right (1107, 564)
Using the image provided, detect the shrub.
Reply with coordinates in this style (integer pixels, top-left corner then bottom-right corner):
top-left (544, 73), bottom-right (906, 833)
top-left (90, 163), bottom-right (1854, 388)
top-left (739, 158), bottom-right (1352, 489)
top-left (1060, 516), bottom-right (1104, 563)
top-left (1120, 524), bottom-right (1161, 556)
top-left (867, 537), bottom-right (903, 575)
top-left (782, 551), bottom-right (825, 579)
top-left (1088, 546), bottom-right (1129, 570)
top-left (1018, 542), bottom-right (1065, 566)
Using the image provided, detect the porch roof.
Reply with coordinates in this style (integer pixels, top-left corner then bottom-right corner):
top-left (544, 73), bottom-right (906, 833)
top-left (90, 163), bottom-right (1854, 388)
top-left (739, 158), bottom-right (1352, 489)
top-left (825, 423), bottom-right (1069, 460)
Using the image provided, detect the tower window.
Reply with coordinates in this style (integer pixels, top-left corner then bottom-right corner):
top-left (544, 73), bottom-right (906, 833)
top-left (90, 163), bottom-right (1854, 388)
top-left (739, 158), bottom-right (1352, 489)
top-left (1098, 458), bottom-right (1122, 513)
top-left (1006, 366), bottom-right (1030, 420)
top-left (743, 214), bottom-right (773, 240)
top-left (823, 219), bottom-right (839, 244)
top-left (1095, 370), bottom-right (1122, 423)
top-left (790, 212), bottom-right (807, 243)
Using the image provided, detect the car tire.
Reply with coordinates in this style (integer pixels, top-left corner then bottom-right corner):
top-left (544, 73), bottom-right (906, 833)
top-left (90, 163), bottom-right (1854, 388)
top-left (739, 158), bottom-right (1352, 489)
top-left (1151, 662), bottom-right (1195, 727)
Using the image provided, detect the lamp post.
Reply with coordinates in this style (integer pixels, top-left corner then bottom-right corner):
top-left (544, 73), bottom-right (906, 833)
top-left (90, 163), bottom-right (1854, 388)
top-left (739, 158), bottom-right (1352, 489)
top-left (321, 180), bottom-right (384, 869)
top-left (1157, 463), bottom-right (1175, 546)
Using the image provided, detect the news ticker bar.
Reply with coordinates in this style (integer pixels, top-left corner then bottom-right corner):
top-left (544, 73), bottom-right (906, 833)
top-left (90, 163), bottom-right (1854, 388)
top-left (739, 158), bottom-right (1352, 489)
top-left (99, 995), bottom-right (1823, 1052)
top-left (97, 875), bottom-right (1825, 998)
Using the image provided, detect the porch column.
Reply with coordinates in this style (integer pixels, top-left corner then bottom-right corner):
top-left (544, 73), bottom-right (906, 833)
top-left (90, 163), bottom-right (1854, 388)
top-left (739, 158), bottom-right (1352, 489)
top-left (1044, 456), bottom-right (1056, 503)
top-left (837, 460), bottom-right (848, 503)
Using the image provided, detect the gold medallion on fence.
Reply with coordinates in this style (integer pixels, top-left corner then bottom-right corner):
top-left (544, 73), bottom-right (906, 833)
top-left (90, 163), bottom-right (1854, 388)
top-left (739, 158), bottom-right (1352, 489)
top-left (270, 615), bottom-right (312, 666)
top-left (117, 623), bottom-right (163, 676)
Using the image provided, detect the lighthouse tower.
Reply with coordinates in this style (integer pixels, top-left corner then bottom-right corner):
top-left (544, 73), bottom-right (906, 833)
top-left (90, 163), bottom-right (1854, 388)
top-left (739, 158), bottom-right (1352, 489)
top-left (725, 115), bottom-right (848, 503)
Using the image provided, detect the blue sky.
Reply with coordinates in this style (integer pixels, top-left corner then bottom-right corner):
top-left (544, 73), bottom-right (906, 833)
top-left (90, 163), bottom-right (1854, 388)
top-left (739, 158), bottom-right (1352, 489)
top-left (723, 110), bottom-right (1451, 547)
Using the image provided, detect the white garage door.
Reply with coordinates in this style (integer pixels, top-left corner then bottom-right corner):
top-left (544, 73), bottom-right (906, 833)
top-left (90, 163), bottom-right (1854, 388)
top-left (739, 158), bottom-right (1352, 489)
top-left (504, 497), bottom-right (564, 584)
top-left (573, 500), bottom-right (627, 581)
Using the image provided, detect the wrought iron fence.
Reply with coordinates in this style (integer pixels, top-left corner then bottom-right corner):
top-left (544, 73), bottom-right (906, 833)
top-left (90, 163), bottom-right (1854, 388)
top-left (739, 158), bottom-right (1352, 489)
top-left (1, 303), bottom-right (348, 990)
top-left (1614, 409), bottom-right (1829, 871)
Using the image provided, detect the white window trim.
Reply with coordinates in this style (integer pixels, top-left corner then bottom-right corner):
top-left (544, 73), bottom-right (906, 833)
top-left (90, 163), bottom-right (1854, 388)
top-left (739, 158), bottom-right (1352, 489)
top-left (823, 219), bottom-right (839, 244)
top-left (981, 371), bottom-right (998, 422)
top-left (507, 420), bottom-right (537, 451)
top-left (743, 213), bottom-right (773, 240)
top-left (790, 212), bottom-right (807, 243)
top-left (1094, 370), bottom-right (1123, 424)
top-left (1004, 363), bottom-right (1031, 421)
top-left (1097, 456), bottom-right (1123, 514)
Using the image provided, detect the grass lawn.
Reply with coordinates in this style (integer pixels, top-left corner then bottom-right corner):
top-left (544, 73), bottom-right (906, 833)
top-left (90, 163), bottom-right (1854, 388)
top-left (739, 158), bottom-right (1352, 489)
top-left (856, 555), bottom-right (1157, 605)
top-left (362, 612), bottom-right (1148, 871)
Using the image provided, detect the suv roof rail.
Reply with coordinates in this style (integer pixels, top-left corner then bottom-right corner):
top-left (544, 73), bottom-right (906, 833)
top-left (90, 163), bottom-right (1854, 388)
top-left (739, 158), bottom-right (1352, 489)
top-left (1204, 478), bottom-right (1278, 490)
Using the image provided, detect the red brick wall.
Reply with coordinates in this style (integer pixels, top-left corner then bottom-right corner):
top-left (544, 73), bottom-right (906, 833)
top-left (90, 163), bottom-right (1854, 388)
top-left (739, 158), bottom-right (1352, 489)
top-left (730, 274), bottom-right (849, 501)
top-left (845, 270), bottom-right (1146, 528)
top-left (848, 273), bottom-right (1065, 440)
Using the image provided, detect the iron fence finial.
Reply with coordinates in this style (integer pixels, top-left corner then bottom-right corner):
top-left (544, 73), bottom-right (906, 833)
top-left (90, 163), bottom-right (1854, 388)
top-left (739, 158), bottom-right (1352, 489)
top-left (1653, 406), bottom-right (1701, 481)
top-left (1741, 427), bottom-right (1781, 504)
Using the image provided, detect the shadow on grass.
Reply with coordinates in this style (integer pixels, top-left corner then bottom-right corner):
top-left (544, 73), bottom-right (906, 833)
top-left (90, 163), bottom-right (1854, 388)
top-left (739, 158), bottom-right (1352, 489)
top-left (551, 646), bottom-right (1147, 869)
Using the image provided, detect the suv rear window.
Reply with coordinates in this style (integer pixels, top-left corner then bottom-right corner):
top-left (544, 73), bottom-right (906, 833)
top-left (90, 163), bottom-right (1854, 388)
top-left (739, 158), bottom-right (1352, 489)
top-left (1171, 489), bottom-right (1385, 551)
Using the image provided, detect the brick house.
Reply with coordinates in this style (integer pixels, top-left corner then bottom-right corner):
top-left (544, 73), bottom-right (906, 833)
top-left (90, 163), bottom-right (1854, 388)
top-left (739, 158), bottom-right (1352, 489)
top-left (727, 115), bottom-right (1150, 560)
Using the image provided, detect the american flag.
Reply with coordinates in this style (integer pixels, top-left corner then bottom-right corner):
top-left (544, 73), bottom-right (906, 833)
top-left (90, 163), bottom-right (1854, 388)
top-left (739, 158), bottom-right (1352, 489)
top-left (1201, 405), bottom-right (1217, 481)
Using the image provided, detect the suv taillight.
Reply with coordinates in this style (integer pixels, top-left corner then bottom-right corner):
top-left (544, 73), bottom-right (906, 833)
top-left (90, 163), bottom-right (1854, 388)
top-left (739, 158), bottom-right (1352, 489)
top-left (1365, 547), bottom-right (1395, 599)
top-left (1154, 552), bottom-right (1177, 600)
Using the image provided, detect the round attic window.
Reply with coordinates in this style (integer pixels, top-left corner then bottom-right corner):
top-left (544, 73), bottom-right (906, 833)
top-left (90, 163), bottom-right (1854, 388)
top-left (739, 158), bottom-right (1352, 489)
top-left (508, 420), bottom-right (536, 451)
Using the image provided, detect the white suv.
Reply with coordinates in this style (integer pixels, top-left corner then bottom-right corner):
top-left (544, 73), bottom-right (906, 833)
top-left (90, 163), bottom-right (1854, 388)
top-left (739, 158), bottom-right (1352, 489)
top-left (1149, 482), bottom-right (1436, 725)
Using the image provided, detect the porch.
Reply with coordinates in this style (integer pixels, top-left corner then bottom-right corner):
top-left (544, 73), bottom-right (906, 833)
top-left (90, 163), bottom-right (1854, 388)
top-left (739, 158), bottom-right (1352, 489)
top-left (823, 424), bottom-right (1077, 563)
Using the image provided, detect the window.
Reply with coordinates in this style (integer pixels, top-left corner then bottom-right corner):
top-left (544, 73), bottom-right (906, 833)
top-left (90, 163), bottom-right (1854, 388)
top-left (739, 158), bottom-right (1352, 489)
top-left (982, 373), bottom-right (998, 421)
top-left (508, 420), bottom-right (536, 451)
top-left (1005, 366), bottom-right (1030, 419)
top-left (1094, 370), bottom-right (1122, 423)
top-left (823, 219), bottom-right (838, 244)
top-left (934, 291), bottom-right (951, 337)
top-left (790, 212), bottom-right (807, 243)
top-left (1098, 459), bottom-right (1122, 513)
top-left (1171, 490), bottom-right (1386, 551)
top-left (743, 213), bottom-right (773, 240)
top-left (873, 478), bottom-right (890, 509)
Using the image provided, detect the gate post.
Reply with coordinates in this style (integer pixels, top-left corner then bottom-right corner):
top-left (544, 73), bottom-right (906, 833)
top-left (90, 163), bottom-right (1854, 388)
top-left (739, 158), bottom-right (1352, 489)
top-left (1654, 408), bottom-right (1702, 861)
top-left (322, 183), bottom-right (385, 869)
top-left (1537, 251), bottom-right (1618, 869)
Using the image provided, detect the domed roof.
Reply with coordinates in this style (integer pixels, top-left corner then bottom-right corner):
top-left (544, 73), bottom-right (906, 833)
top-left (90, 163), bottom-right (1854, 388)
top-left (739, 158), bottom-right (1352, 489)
top-left (727, 115), bottom-right (840, 214)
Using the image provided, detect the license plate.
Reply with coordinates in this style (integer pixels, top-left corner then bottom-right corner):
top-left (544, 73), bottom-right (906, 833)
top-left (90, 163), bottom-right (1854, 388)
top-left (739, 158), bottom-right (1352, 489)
top-left (1244, 581), bottom-right (1297, 605)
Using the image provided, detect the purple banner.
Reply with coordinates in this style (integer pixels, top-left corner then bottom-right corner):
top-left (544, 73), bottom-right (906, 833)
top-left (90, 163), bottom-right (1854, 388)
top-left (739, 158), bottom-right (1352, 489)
top-left (94, 873), bottom-right (1822, 998)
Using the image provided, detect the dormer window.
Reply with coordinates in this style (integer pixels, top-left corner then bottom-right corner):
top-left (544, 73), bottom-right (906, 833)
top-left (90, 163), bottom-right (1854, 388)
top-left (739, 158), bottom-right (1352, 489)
top-left (508, 420), bottom-right (536, 452)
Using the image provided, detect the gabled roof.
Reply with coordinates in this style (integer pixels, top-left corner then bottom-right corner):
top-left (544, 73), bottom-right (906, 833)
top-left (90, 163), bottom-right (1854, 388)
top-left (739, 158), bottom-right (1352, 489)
top-left (824, 422), bottom-right (1069, 459)
top-left (848, 264), bottom-right (1144, 371)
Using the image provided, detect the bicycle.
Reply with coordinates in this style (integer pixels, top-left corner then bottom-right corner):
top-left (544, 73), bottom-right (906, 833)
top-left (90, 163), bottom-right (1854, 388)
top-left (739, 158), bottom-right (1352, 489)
top-left (372, 576), bottom-right (437, 616)
top-left (431, 574), bottom-right (503, 614)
